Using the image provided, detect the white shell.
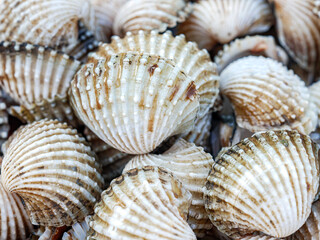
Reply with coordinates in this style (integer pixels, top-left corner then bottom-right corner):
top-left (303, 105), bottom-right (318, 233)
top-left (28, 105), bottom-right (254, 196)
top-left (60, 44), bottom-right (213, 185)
top-left (62, 218), bottom-right (90, 240)
top-left (205, 130), bottom-right (320, 238)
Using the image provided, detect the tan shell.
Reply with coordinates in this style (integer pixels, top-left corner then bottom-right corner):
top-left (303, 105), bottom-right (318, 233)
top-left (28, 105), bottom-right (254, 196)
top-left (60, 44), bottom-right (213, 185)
top-left (215, 35), bottom-right (289, 73)
top-left (123, 139), bottom-right (214, 237)
top-left (113, 0), bottom-right (191, 37)
top-left (1, 119), bottom-right (105, 227)
top-left (308, 81), bottom-right (320, 127)
top-left (62, 218), bottom-right (89, 240)
top-left (272, 0), bottom-right (320, 74)
top-left (220, 56), bottom-right (317, 134)
top-left (96, 30), bottom-right (219, 118)
top-left (0, 41), bottom-right (81, 126)
top-left (178, 0), bottom-right (273, 50)
top-left (69, 52), bottom-right (199, 154)
top-left (88, 166), bottom-right (196, 240)
top-left (205, 130), bottom-right (320, 238)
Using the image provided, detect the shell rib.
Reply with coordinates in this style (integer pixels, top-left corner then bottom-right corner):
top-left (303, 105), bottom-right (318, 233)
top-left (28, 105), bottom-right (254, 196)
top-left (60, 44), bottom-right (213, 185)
top-left (1, 119), bottom-right (105, 227)
top-left (123, 139), bottom-right (214, 237)
top-left (220, 56), bottom-right (317, 134)
top-left (0, 41), bottom-right (81, 126)
top-left (62, 218), bottom-right (90, 240)
top-left (88, 166), bottom-right (196, 240)
top-left (69, 52), bottom-right (200, 154)
top-left (178, 0), bottom-right (273, 50)
top-left (95, 30), bottom-right (219, 118)
top-left (113, 0), bottom-right (191, 37)
top-left (205, 130), bottom-right (320, 238)
top-left (0, 91), bottom-right (9, 152)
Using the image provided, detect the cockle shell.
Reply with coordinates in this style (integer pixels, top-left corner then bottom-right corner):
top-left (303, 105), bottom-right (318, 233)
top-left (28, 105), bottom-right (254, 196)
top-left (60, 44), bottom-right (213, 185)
top-left (123, 139), bottom-right (214, 237)
top-left (205, 130), bottom-right (320, 238)
top-left (70, 52), bottom-right (199, 154)
top-left (0, 41), bottom-right (81, 126)
top-left (1, 119), bottom-right (105, 227)
top-left (88, 166), bottom-right (196, 240)
top-left (62, 218), bottom-right (90, 240)
top-left (95, 30), bottom-right (219, 118)
top-left (0, 179), bottom-right (33, 240)
top-left (215, 35), bottom-right (288, 73)
top-left (113, 0), bottom-right (191, 37)
top-left (178, 0), bottom-right (273, 50)
top-left (220, 56), bottom-right (317, 134)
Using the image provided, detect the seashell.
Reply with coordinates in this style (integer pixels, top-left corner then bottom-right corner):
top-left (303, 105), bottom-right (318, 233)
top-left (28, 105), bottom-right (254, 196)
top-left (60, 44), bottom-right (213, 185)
top-left (271, 0), bottom-right (320, 75)
top-left (0, 179), bottom-right (33, 240)
top-left (215, 35), bottom-right (289, 73)
top-left (70, 52), bottom-right (200, 154)
top-left (308, 81), bottom-right (320, 127)
top-left (178, 0), bottom-right (273, 50)
top-left (113, 0), bottom-right (191, 37)
top-left (205, 130), bottom-right (320, 238)
top-left (62, 218), bottom-right (90, 240)
top-left (0, 41), bottom-right (81, 126)
top-left (220, 56), bottom-right (317, 134)
top-left (30, 226), bottom-right (68, 240)
top-left (88, 166), bottom-right (196, 240)
top-left (1, 119), bottom-right (105, 227)
top-left (123, 139), bottom-right (214, 237)
top-left (0, 91), bottom-right (9, 152)
top-left (96, 30), bottom-right (220, 118)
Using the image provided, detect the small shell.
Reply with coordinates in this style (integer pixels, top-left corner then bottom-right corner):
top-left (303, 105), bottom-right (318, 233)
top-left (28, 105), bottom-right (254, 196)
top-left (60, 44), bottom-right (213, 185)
top-left (70, 52), bottom-right (199, 154)
top-left (96, 30), bottom-right (220, 118)
top-left (215, 35), bottom-right (288, 73)
top-left (123, 139), bottom-right (214, 237)
top-left (308, 81), bottom-right (320, 127)
top-left (62, 218), bottom-right (90, 240)
top-left (113, 0), bottom-right (191, 37)
top-left (178, 0), bottom-right (273, 50)
top-left (220, 56), bottom-right (317, 134)
top-left (89, 166), bottom-right (196, 240)
top-left (205, 130), bottom-right (320, 238)
top-left (1, 119), bottom-right (105, 227)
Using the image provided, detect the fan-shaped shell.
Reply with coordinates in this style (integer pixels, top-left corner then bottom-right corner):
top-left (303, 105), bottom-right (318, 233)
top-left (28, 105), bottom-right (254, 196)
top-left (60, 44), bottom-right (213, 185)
top-left (1, 119), bottom-right (105, 227)
top-left (113, 0), bottom-right (191, 37)
top-left (69, 52), bottom-right (199, 154)
top-left (220, 56), bottom-right (317, 134)
top-left (88, 166), bottom-right (196, 240)
top-left (205, 130), bottom-right (320, 238)
top-left (95, 30), bottom-right (219, 118)
top-left (178, 0), bottom-right (273, 50)
top-left (272, 0), bottom-right (320, 74)
top-left (0, 41), bottom-right (81, 126)
top-left (123, 139), bottom-right (214, 237)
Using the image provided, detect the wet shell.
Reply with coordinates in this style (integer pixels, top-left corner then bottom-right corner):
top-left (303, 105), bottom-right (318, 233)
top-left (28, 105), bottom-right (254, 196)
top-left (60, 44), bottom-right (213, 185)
top-left (215, 35), bottom-right (288, 73)
top-left (178, 0), bottom-right (273, 50)
top-left (308, 81), bottom-right (320, 127)
top-left (220, 56), bottom-right (317, 134)
top-left (0, 41), bottom-right (81, 126)
top-left (88, 166), bottom-right (196, 240)
top-left (69, 52), bottom-right (200, 154)
top-left (123, 139), bottom-right (214, 237)
top-left (62, 218), bottom-right (89, 240)
top-left (1, 119), bottom-right (105, 227)
top-left (95, 30), bottom-right (219, 118)
top-left (113, 0), bottom-right (191, 37)
top-left (205, 130), bottom-right (320, 238)
top-left (0, 179), bottom-right (33, 240)
top-left (272, 0), bottom-right (320, 74)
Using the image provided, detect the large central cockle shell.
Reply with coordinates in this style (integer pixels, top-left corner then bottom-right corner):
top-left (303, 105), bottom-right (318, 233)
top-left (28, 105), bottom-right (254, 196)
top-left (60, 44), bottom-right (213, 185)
top-left (1, 119), bottom-right (105, 227)
top-left (69, 52), bottom-right (200, 154)
top-left (88, 166), bottom-right (196, 240)
top-left (205, 130), bottom-right (320, 238)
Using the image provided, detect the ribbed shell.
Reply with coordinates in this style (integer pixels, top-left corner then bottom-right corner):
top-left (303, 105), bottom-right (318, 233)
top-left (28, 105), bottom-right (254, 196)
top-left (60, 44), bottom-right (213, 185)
top-left (69, 52), bottom-right (199, 154)
top-left (1, 119), bottom-right (105, 227)
top-left (62, 218), bottom-right (89, 240)
top-left (220, 56), bottom-right (317, 134)
top-left (308, 81), bottom-right (320, 127)
top-left (0, 179), bottom-right (33, 240)
top-left (88, 166), bottom-right (196, 240)
top-left (215, 35), bottom-right (288, 73)
top-left (272, 0), bottom-right (320, 74)
top-left (205, 130), bottom-right (320, 238)
top-left (0, 41), bottom-right (81, 126)
top-left (113, 0), bottom-right (191, 37)
top-left (123, 139), bottom-right (214, 237)
top-left (95, 30), bottom-right (219, 118)
top-left (178, 0), bottom-right (273, 50)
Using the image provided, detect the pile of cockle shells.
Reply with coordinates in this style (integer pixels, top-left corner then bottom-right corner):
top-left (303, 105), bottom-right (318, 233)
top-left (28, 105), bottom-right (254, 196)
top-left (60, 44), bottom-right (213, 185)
top-left (0, 0), bottom-right (319, 239)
